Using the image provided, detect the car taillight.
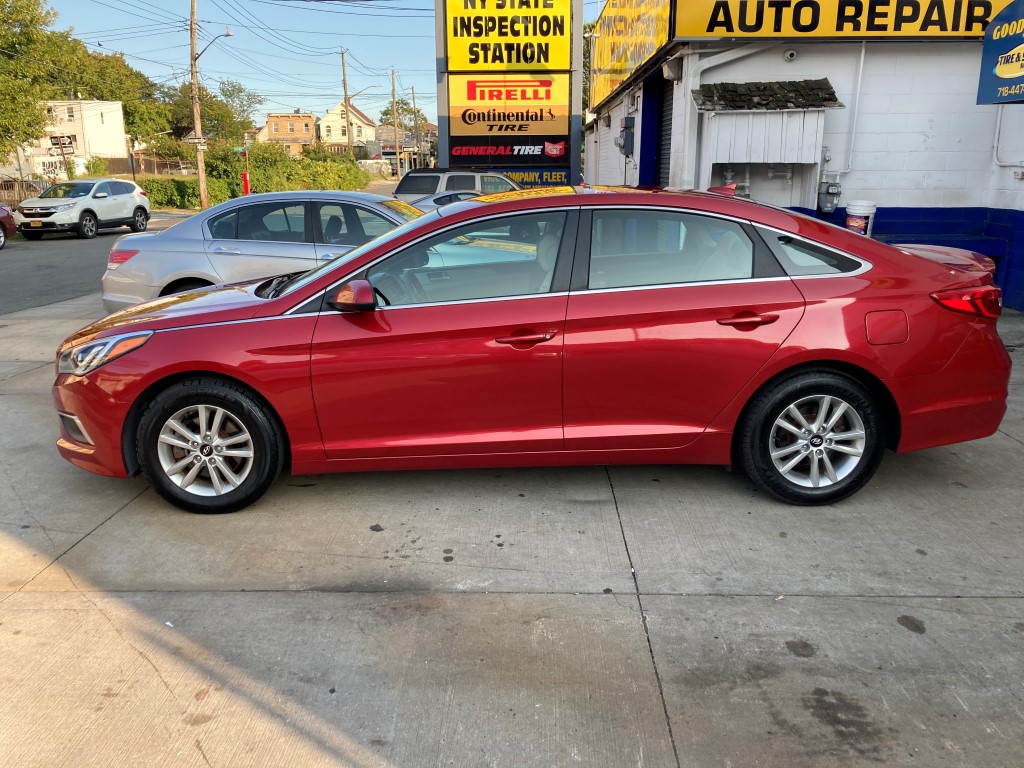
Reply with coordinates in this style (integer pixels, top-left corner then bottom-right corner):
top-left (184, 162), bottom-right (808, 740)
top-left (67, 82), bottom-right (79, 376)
top-left (140, 190), bottom-right (147, 196)
top-left (107, 249), bottom-right (139, 268)
top-left (931, 285), bottom-right (1002, 319)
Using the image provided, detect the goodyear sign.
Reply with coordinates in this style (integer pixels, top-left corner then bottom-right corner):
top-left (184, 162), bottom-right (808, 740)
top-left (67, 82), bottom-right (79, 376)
top-left (446, 0), bottom-right (572, 70)
top-left (448, 73), bottom-right (570, 135)
top-left (978, 0), bottom-right (1024, 102)
top-left (592, 0), bottom-right (672, 106)
top-left (676, 0), bottom-right (1016, 37)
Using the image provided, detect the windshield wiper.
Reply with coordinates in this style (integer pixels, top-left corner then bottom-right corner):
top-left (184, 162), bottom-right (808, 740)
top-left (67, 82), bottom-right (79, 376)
top-left (263, 271), bottom-right (307, 299)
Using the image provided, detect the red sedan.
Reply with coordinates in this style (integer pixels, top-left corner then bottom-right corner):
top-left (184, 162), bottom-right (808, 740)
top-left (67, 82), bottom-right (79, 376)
top-left (0, 203), bottom-right (15, 249)
top-left (52, 188), bottom-right (1010, 513)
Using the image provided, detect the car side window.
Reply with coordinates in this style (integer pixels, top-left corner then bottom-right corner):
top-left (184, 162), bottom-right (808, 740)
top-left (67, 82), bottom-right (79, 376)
top-left (208, 211), bottom-right (237, 240)
top-left (480, 175), bottom-right (515, 193)
top-left (317, 203), bottom-right (395, 246)
top-left (444, 174), bottom-right (477, 191)
top-left (395, 174), bottom-right (440, 196)
top-left (113, 181), bottom-right (134, 195)
top-left (364, 211), bottom-right (567, 307)
top-left (588, 210), bottom-right (754, 290)
top-left (93, 182), bottom-right (111, 197)
top-left (758, 230), bottom-right (863, 276)
top-left (234, 203), bottom-right (306, 243)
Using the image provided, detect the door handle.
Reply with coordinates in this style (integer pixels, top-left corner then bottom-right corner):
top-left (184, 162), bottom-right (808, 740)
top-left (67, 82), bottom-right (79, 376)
top-left (495, 331), bottom-right (558, 345)
top-left (211, 246), bottom-right (241, 254)
top-left (717, 313), bottom-right (779, 328)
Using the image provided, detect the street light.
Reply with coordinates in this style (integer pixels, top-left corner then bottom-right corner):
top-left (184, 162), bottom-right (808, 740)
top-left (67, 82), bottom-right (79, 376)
top-left (189, 6), bottom-right (232, 208)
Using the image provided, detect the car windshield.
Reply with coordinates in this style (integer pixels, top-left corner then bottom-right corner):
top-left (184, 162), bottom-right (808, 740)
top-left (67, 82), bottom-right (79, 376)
top-left (39, 182), bottom-right (95, 199)
top-left (276, 209), bottom-right (442, 298)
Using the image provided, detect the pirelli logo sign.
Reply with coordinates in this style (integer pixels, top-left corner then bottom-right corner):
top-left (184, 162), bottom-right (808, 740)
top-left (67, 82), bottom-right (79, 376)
top-left (450, 74), bottom-right (570, 135)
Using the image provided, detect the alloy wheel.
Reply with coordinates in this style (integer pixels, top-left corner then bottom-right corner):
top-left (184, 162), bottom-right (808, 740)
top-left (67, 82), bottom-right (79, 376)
top-left (768, 394), bottom-right (866, 488)
top-left (156, 404), bottom-right (255, 496)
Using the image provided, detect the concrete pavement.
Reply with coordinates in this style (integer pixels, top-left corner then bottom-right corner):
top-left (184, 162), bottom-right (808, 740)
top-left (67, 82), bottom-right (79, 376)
top-left (1, 295), bottom-right (1022, 767)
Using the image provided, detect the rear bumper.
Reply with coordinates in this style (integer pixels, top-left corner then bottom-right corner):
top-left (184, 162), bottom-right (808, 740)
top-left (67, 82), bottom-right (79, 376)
top-left (888, 324), bottom-right (1011, 453)
top-left (101, 269), bottom-right (159, 313)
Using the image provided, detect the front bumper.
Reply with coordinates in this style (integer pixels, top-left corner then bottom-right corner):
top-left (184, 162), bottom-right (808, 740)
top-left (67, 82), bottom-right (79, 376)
top-left (52, 373), bottom-right (131, 478)
top-left (14, 210), bottom-right (78, 232)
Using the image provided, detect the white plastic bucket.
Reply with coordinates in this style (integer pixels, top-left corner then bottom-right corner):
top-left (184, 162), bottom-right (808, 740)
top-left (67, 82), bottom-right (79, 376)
top-left (845, 200), bottom-right (876, 236)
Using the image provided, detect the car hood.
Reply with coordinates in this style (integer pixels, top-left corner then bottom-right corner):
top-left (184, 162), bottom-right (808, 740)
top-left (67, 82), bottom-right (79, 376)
top-left (19, 197), bottom-right (80, 208)
top-left (65, 280), bottom-right (268, 345)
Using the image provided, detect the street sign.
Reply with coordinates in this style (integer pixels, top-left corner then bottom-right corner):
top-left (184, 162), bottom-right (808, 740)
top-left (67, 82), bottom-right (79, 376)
top-left (49, 135), bottom-right (73, 147)
top-left (184, 137), bottom-right (207, 145)
top-left (232, 146), bottom-right (246, 153)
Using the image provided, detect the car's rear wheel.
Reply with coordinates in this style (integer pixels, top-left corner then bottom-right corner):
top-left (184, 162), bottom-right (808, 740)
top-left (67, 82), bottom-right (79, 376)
top-left (77, 212), bottom-right (98, 239)
top-left (0, 227), bottom-right (6, 249)
top-left (129, 208), bottom-right (148, 232)
top-left (160, 279), bottom-right (212, 297)
top-left (22, 231), bottom-right (43, 241)
top-left (738, 371), bottom-right (885, 505)
top-left (137, 378), bottom-right (284, 513)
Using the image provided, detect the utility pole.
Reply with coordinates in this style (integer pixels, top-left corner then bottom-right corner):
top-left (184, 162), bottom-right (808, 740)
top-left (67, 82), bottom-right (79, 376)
top-left (391, 68), bottom-right (402, 179)
top-left (411, 85), bottom-right (421, 170)
top-left (341, 50), bottom-right (352, 154)
top-left (189, 0), bottom-right (208, 208)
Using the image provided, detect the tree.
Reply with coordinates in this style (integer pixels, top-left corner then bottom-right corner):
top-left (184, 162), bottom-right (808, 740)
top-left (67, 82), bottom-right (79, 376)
top-left (164, 81), bottom-right (260, 143)
top-left (582, 20), bottom-right (597, 112)
top-left (0, 0), bottom-right (62, 160)
top-left (379, 98), bottom-right (428, 134)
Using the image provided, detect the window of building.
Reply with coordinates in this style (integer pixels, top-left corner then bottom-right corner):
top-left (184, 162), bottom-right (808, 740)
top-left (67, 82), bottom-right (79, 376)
top-left (288, 122), bottom-right (295, 133)
top-left (66, 106), bottom-right (75, 121)
top-left (272, 123), bottom-right (279, 133)
top-left (46, 107), bottom-right (54, 120)
top-left (341, 126), bottom-right (347, 138)
top-left (324, 125), bottom-right (332, 138)
top-left (356, 126), bottom-right (363, 138)
top-left (304, 122), bottom-right (310, 133)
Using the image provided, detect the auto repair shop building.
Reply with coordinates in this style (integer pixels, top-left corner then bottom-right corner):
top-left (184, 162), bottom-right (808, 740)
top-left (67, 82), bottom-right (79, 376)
top-left (585, 0), bottom-right (1024, 308)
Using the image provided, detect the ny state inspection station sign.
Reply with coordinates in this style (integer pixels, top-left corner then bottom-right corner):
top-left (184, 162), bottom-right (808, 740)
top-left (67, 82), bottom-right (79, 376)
top-left (439, 0), bottom-right (579, 183)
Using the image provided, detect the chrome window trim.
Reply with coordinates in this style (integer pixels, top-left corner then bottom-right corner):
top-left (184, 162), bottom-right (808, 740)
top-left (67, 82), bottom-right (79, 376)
top-left (754, 223), bottom-right (873, 279)
top-left (577, 276), bottom-right (795, 296)
top-left (284, 205), bottom-right (582, 315)
top-left (322, 291), bottom-right (571, 314)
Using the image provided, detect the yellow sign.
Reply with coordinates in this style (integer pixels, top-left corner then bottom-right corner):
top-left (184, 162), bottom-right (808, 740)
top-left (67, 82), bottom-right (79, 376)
top-left (676, 0), bottom-right (1016, 37)
top-left (592, 0), bottom-right (672, 106)
top-left (446, 0), bottom-right (572, 71)
top-left (448, 73), bottom-right (570, 135)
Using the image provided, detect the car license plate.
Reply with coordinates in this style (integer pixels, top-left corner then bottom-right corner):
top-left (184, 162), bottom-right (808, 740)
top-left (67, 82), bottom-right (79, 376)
top-left (30, 220), bottom-right (42, 227)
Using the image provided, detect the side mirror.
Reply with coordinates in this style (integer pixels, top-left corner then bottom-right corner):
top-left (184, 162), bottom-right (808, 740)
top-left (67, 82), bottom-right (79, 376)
top-left (93, 192), bottom-right (108, 199)
top-left (327, 279), bottom-right (376, 312)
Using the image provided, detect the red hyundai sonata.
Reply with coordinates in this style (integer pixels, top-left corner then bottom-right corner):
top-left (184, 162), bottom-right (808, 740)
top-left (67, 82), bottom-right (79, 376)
top-left (52, 188), bottom-right (1010, 513)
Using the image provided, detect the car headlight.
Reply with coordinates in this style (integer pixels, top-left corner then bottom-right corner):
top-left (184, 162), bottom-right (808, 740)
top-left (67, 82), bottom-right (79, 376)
top-left (53, 202), bottom-right (79, 212)
top-left (58, 331), bottom-right (153, 376)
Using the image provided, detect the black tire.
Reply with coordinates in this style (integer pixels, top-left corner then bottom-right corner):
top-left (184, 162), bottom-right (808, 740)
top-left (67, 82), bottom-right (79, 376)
top-left (22, 231), bottom-right (43, 241)
top-left (129, 207), bottom-right (149, 232)
top-left (137, 378), bottom-right (284, 513)
top-left (77, 211), bottom-right (98, 239)
top-left (737, 371), bottom-right (885, 505)
top-left (0, 227), bottom-right (6, 249)
top-left (160, 279), bottom-right (212, 297)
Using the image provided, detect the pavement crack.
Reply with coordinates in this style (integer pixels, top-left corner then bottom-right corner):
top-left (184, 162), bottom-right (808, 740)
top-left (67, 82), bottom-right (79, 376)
top-left (195, 738), bottom-right (214, 768)
top-left (605, 467), bottom-right (682, 768)
top-left (997, 427), bottom-right (1024, 449)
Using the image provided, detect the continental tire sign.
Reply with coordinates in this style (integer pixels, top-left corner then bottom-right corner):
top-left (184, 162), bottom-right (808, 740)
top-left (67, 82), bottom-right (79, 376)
top-left (676, 0), bottom-right (1016, 37)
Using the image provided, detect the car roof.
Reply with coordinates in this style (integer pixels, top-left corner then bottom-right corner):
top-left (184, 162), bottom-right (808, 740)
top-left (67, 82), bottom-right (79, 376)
top-left (205, 190), bottom-right (395, 208)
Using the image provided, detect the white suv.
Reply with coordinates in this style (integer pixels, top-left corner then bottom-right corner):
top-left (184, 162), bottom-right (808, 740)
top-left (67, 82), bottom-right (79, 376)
top-left (394, 168), bottom-right (520, 202)
top-left (15, 178), bottom-right (150, 240)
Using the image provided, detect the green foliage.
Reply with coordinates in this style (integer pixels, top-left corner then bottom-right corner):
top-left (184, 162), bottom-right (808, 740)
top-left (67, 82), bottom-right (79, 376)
top-left (84, 156), bottom-right (107, 176)
top-left (137, 175), bottom-right (231, 209)
top-left (0, 0), bottom-right (59, 157)
top-left (379, 98), bottom-right (429, 134)
top-left (164, 82), bottom-right (261, 143)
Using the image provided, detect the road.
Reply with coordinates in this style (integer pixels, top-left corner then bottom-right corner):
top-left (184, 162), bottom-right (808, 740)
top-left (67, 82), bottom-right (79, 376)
top-left (0, 215), bottom-right (182, 315)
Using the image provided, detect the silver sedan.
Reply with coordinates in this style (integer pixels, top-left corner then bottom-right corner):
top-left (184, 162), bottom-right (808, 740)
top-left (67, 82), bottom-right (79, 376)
top-left (101, 191), bottom-right (422, 313)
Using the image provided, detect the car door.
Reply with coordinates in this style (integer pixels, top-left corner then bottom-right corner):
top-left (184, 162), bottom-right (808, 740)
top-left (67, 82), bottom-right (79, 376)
top-left (204, 200), bottom-right (315, 283)
top-left (313, 201), bottom-right (400, 262)
top-left (562, 207), bottom-right (806, 450)
top-left (90, 182), bottom-right (119, 223)
top-left (112, 181), bottom-right (136, 219)
top-left (310, 209), bottom-right (577, 459)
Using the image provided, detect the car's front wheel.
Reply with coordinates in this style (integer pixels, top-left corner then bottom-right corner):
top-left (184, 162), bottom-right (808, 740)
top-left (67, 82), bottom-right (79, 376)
top-left (129, 208), bottom-right (148, 232)
top-left (738, 371), bottom-right (885, 505)
top-left (137, 378), bottom-right (285, 513)
top-left (77, 212), bottom-right (98, 239)
top-left (0, 227), bottom-right (6, 249)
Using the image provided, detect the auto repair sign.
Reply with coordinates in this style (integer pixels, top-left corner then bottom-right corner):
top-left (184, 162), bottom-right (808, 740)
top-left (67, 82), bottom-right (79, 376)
top-left (675, 0), bottom-right (1016, 37)
top-left (978, 0), bottom-right (1024, 102)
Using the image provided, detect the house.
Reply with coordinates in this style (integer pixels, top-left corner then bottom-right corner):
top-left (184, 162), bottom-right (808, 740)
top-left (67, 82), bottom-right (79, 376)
top-left (20, 100), bottom-right (127, 180)
top-left (317, 101), bottom-right (377, 152)
top-left (259, 110), bottom-right (316, 157)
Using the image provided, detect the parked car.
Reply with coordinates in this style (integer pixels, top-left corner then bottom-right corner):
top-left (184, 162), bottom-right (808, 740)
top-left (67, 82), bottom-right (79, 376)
top-left (393, 167), bottom-right (520, 202)
top-left (411, 190), bottom-right (482, 211)
top-left (54, 188), bottom-right (1010, 513)
top-left (0, 204), bottom-right (15, 249)
top-left (101, 190), bottom-right (423, 313)
top-left (15, 178), bottom-right (149, 240)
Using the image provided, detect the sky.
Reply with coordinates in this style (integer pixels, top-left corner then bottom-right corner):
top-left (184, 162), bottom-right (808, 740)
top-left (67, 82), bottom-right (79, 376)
top-left (48, 0), bottom-right (604, 126)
